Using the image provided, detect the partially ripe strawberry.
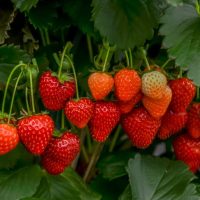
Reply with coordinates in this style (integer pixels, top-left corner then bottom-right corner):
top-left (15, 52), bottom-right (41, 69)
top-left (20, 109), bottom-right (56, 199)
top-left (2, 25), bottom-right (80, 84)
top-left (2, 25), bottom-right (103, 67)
top-left (17, 114), bottom-right (54, 155)
top-left (173, 134), bottom-right (200, 172)
top-left (0, 124), bottom-right (19, 155)
top-left (169, 78), bottom-right (196, 112)
top-left (142, 71), bottom-right (167, 99)
top-left (88, 72), bottom-right (114, 100)
top-left (65, 98), bottom-right (94, 128)
top-left (187, 103), bottom-right (200, 138)
top-left (41, 132), bottom-right (80, 175)
top-left (142, 86), bottom-right (172, 118)
top-left (39, 71), bottom-right (75, 111)
top-left (122, 107), bottom-right (161, 149)
top-left (158, 110), bottom-right (188, 140)
top-left (89, 101), bottom-right (120, 142)
top-left (114, 69), bottom-right (141, 101)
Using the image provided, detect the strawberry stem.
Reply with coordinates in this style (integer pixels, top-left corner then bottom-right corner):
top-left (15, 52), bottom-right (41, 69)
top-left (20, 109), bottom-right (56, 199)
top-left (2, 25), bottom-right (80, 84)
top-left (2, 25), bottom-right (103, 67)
top-left (161, 58), bottom-right (172, 69)
top-left (82, 143), bottom-right (89, 163)
top-left (8, 71), bottom-right (23, 124)
top-left (124, 51), bottom-right (130, 67)
top-left (128, 48), bottom-right (133, 68)
top-left (39, 29), bottom-right (46, 46)
top-left (29, 69), bottom-right (36, 113)
top-left (44, 28), bottom-right (50, 45)
top-left (87, 35), bottom-right (93, 63)
top-left (141, 48), bottom-right (150, 70)
top-left (196, 87), bottom-right (199, 100)
top-left (25, 87), bottom-right (31, 115)
top-left (61, 110), bottom-right (65, 129)
top-left (102, 46), bottom-right (110, 72)
top-left (109, 125), bottom-right (121, 152)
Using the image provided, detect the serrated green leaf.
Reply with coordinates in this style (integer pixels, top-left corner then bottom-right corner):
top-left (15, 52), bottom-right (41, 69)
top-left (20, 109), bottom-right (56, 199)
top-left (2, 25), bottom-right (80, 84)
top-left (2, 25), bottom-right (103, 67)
top-left (127, 154), bottom-right (200, 200)
top-left (11, 0), bottom-right (39, 12)
top-left (160, 4), bottom-right (200, 85)
top-left (0, 165), bottom-right (43, 200)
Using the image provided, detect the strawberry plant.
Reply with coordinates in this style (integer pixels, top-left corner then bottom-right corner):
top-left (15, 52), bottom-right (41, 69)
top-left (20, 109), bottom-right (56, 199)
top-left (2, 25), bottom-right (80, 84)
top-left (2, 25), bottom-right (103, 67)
top-left (1, 0), bottom-right (200, 199)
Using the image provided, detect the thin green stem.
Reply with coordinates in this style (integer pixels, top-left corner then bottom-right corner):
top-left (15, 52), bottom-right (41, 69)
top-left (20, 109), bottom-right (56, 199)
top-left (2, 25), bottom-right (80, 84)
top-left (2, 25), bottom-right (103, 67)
top-left (178, 67), bottom-right (183, 78)
top-left (29, 69), bottom-right (35, 113)
top-left (82, 143), bottom-right (89, 163)
top-left (124, 51), bottom-right (130, 67)
top-left (1, 63), bottom-right (26, 114)
top-left (128, 48), bottom-right (133, 68)
top-left (161, 58), bottom-right (172, 69)
top-left (44, 28), bottom-right (50, 45)
top-left (8, 71), bottom-right (23, 124)
top-left (53, 53), bottom-right (60, 67)
top-left (25, 87), bottom-right (31, 115)
top-left (61, 110), bottom-right (65, 129)
top-left (196, 0), bottom-right (200, 15)
top-left (109, 125), bottom-right (121, 152)
top-left (39, 29), bottom-right (46, 46)
top-left (141, 48), bottom-right (150, 70)
top-left (102, 47), bottom-right (110, 72)
top-left (95, 47), bottom-right (103, 65)
top-left (86, 126), bottom-right (92, 153)
top-left (196, 87), bottom-right (200, 100)
top-left (87, 35), bottom-right (93, 63)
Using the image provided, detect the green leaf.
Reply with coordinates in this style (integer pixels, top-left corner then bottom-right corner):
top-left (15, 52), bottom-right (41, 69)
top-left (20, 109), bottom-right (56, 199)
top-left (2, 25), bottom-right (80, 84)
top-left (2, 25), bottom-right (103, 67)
top-left (160, 4), bottom-right (200, 85)
top-left (21, 198), bottom-right (45, 200)
top-left (167, 0), bottom-right (184, 6)
top-left (127, 154), bottom-right (200, 200)
top-left (0, 165), bottom-right (43, 200)
top-left (11, 0), bottom-right (39, 12)
top-left (119, 185), bottom-right (132, 200)
top-left (92, 0), bottom-right (158, 49)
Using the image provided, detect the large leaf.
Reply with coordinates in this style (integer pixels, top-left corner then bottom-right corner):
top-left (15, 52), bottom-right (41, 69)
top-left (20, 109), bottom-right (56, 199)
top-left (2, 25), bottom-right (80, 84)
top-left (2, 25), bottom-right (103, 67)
top-left (11, 0), bottom-right (39, 12)
top-left (0, 165), bottom-right (42, 200)
top-left (160, 4), bottom-right (200, 85)
top-left (92, 0), bottom-right (161, 49)
top-left (119, 185), bottom-right (132, 200)
top-left (127, 154), bottom-right (200, 200)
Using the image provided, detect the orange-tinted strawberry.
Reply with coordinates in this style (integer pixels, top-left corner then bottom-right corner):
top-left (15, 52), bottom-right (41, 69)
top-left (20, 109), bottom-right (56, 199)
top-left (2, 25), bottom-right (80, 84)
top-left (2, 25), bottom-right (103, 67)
top-left (88, 72), bottom-right (114, 100)
top-left (142, 71), bottom-right (167, 99)
top-left (173, 134), bottom-right (200, 172)
top-left (142, 86), bottom-right (172, 118)
top-left (187, 103), bottom-right (200, 139)
top-left (114, 69), bottom-right (141, 101)
top-left (122, 107), bottom-right (161, 149)
top-left (169, 78), bottom-right (196, 112)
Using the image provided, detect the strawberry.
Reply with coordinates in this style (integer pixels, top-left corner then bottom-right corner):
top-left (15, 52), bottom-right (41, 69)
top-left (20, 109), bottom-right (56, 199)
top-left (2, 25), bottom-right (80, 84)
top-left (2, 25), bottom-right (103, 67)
top-left (65, 98), bottom-right (94, 128)
top-left (17, 114), bottom-right (54, 155)
top-left (169, 78), bottom-right (196, 112)
top-left (118, 92), bottom-right (143, 114)
top-left (0, 124), bottom-right (19, 155)
top-left (41, 132), bottom-right (80, 175)
top-left (142, 71), bottom-right (167, 99)
top-left (89, 101), bottom-right (120, 142)
top-left (187, 103), bottom-right (200, 139)
top-left (88, 72), bottom-right (114, 100)
top-left (173, 134), bottom-right (200, 172)
top-left (39, 71), bottom-right (75, 111)
top-left (114, 69), bottom-right (141, 101)
top-left (142, 86), bottom-right (172, 118)
top-left (121, 107), bottom-right (161, 149)
top-left (158, 110), bottom-right (188, 140)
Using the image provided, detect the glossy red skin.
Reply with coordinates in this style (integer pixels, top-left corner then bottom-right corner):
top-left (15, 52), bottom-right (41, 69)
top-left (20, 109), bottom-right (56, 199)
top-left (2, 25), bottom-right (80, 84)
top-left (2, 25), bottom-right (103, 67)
top-left (65, 98), bottom-right (94, 128)
top-left (173, 134), bottom-right (200, 172)
top-left (187, 103), bottom-right (200, 139)
top-left (17, 114), bottom-right (54, 155)
top-left (158, 110), bottom-right (188, 140)
top-left (39, 71), bottom-right (75, 111)
top-left (169, 78), bottom-right (196, 112)
top-left (0, 124), bottom-right (19, 155)
top-left (122, 107), bottom-right (161, 149)
top-left (89, 101), bottom-right (120, 142)
top-left (41, 132), bottom-right (80, 175)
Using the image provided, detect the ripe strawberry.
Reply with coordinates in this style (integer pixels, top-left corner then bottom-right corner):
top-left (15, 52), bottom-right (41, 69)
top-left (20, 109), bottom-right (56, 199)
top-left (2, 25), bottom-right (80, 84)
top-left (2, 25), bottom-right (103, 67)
top-left (0, 124), bottom-right (19, 155)
top-left (142, 86), bottom-right (172, 118)
top-left (41, 132), bottom-right (80, 175)
top-left (114, 69), bottom-right (141, 101)
top-left (39, 71), bottom-right (75, 111)
top-left (187, 103), bottom-right (200, 139)
top-left (65, 98), bottom-right (94, 128)
top-left (173, 134), bottom-right (200, 172)
top-left (142, 71), bottom-right (167, 99)
top-left (118, 92), bottom-right (143, 114)
top-left (17, 114), bottom-right (54, 155)
top-left (121, 107), bottom-right (161, 149)
top-left (89, 101), bottom-right (120, 142)
top-left (169, 78), bottom-right (196, 112)
top-left (88, 72), bottom-right (114, 100)
top-left (158, 110), bottom-right (188, 140)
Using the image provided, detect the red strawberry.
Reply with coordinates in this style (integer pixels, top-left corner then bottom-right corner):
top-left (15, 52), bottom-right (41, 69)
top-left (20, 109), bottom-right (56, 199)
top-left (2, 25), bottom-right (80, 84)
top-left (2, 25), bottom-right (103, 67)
top-left (65, 98), bottom-right (94, 128)
top-left (187, 103), bottom-right (200, 139)
top-left (114, 69), bottom-right (141, 101)
top-left (158, 110), bottom-right (188, 140)
top-left (118, 92), bottom-right (143, 114)
top-left (173, 134), bottom-right (200, 172)
top-left (39, 71), bottom-right (75, 111)
top-left (121, 107), bottom-right (161, 149)
top-left (89, 101), bottom-right (120, 142)
top-left (17, 114), bottom-right (54, 155)
top-left (41, 132), bottom-right (80, 175)
top-left (0, 124), bottom-right (19, 155)
top-left (169, 78), bottom-right (196, 112)
top-left (88, 72), bottom-right (114, 100)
